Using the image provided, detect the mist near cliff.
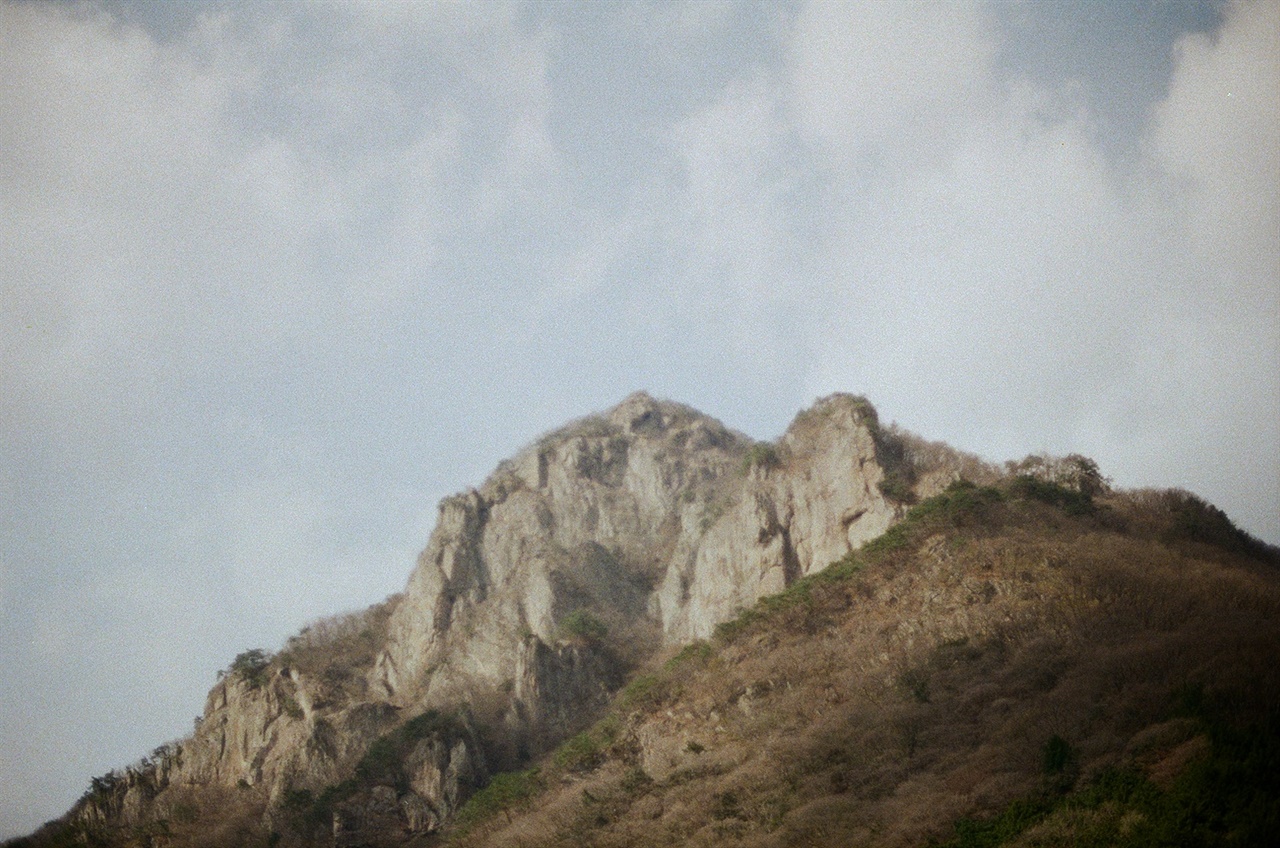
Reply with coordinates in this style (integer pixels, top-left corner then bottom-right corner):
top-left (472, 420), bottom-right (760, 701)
top-left (1, 0), bottom-right (1276, 838)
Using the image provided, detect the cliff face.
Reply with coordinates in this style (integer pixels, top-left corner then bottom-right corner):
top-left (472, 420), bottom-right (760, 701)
top-left (30, 392), bottom-right (1278, 848)
top-left (55, 392), bottom-right (975, 845)
top-left (371, 393), bottom-right (911, 729)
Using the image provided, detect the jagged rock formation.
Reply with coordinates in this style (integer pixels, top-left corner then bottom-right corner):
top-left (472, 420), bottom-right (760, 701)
top-left (372, 393), bottom-right (922, 727)
top-left (22, 392), bottom-right (999, 847)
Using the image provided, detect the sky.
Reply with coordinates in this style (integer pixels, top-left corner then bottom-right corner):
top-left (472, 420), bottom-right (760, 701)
top-left (1, 0), bottom-right (1276, 838)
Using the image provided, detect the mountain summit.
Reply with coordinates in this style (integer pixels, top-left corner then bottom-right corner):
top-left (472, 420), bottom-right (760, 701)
top-left (11, 394), bottom-right (1278, 847)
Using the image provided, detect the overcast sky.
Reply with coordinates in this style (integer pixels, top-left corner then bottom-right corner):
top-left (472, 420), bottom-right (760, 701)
top-left (2, 0), bottom-right (1276, 838)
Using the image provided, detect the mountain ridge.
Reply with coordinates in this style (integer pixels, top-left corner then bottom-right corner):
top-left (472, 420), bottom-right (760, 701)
top-left (9, 392), bottom-right (1276, 847)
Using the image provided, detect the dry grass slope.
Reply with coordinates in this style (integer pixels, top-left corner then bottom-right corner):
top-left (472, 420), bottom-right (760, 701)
top-left (441, 481), bottom-right (1280, 848)
top-left (8, 467), bottom-right (1278, 848)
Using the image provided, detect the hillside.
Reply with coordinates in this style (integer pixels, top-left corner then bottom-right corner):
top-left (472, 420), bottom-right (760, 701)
top-left (7, 394), bottom-right (1278, 847)
top-left (445, 482), bottom-right (1280, 848)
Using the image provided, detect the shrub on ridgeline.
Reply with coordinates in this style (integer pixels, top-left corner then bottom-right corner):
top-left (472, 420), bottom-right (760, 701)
top-left (221, 649), bottom-right (271, 689)
top-left (742, 441), bottom-right (782, 474)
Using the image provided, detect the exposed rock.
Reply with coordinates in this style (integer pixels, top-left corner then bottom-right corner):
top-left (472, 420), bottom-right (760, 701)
top-left (331, 724), bottom-right (486, 845)
top-left (371, 393), bottom-right (753, 732)
top-left (510, 636), bottom-right (624, 754)
top-left (54, 392), bottom-right (966, 845)
top-left (375, 393), bottom-right (904, 701)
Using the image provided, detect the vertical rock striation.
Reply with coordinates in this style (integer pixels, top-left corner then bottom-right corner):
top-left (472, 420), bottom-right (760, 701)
top-left (372, 392), bottom-right (912, 741)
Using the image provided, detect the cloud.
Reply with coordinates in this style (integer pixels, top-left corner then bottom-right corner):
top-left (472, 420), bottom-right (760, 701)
top-left (789, 0), bottom-right (995, 168)
top-left (1149, 0), bottom-right (1279, 292)
top-left (0, 0), bottom-right (565, 413)
top-left (0, 2), bottom-right (560, 834)
top-left (793, 0), bottom-right (1279, 542)
top-left (169, 476), bottom-right (420, 627)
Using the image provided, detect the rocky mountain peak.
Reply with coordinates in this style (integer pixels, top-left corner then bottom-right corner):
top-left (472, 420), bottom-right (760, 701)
top-left (41, 392), bottom-right (988, 846)
top-left (28, 393), bottom-right (1278, 848)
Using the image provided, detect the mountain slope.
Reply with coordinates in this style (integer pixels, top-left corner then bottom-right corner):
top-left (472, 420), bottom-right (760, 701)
top-left (8, 394), bottom-right (1277, 847)
top-left (444, 483), bottom-right (1280, 848)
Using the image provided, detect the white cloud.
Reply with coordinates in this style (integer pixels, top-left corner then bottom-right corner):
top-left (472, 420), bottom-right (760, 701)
top-left (789, 0), bottom-right (994, 169)
top-left (671, 77), bottom-right (789, 290)
top-left (792, 0), bottom-right (1278, 542)
top-left (1149, 0), bottom-right (1280, 299)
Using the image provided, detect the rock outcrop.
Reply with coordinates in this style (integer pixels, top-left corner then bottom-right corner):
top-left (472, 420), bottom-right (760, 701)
top-left (58, 392), bottom-right (987, 845)
top-left (374, 394), bottom-right (910, 711)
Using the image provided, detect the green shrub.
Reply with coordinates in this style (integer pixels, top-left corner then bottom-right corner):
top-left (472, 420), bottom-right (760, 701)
top-left (1041, 734), bottom-right (1073, 775)
top-left (617, 673), bottom-right (664, 710)
top-left (899, 668), bottom-right (931, 704)
top-left (1006, 453), bottom-right (1109, 498)
top-left (552, 731), bottom-right (603, 772)
top-left (620, 767), bottom-right (653, 793)
top-left (1009, 475), bottom-right (1094, 515)
top-left (741, 442), bottom-right (782, 473)
top-left (454, 768), bottom-right (543, 828)
top-left (940, 701), bottom-right (1280, 848)
top-left (713, 554), bottom-right (865, 645)
top-left (282, 789), bottom-right (313, 810)
top-left (664, 640), bottom-right (713, 672)
top-left (402, 708), bottom-right (456, 740)
top-left (713, 608), bottom-right (762, 643)
top-left (1155, 489), bottom-right (1276, 559)
top-left (712, 790), bottom-right (741, 820)
top-left (911, 479), bottom-right (1005, 524)
top-left (558, 609), bottom-right (608, 644)
top-left (280, 693), bottom-right (304, 720)
top-left (223, 649), bottom-right (271, 688)
top-left (945, 797), bottom-right (1053, 848)
top-left (859, 480), bottom-right (1005, 560)
top-left (817, 551), bottom-right (864, 583)
top-left (877, 471), bottom-right (916, 504)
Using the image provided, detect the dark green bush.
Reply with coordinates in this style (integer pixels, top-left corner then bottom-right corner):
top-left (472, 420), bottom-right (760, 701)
top-left (940, 700), bottom-right (1280, 847)
top-left (224, 648), bottom-right (272, 688)
top-left (1041, 734), bottom-right (1073, 775)
top-left (664, 640), bottom-right (713, 672)
top-left (454, 768), bottom-right (543, 828)
top-left (945, 797), bottom-right (1053, 848)
top-left (282, 789), bottom-right (313, 810)
top-left (1157, 489), bottom-right (1277, 560)
top-left (1009, 475), bottom-right (1094, 515)
top-left (558, 609), bottom-right (608, 644)
top-left (877, 472), bottom-right (917, 504)
top-left (616, 673), bottom-right (665, 710)
top-left (742, 442), bottom-right (782, 473)
top-left (552, 731), bottom-right (604, 772)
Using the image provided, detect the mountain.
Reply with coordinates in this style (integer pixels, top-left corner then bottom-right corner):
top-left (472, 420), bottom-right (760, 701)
top-left (9, 393), bottom-right (1278, 848)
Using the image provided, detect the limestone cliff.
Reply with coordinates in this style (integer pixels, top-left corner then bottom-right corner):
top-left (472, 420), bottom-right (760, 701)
top-left (374, 393), bottom-right (916, 710)
top-left (48, 392), bottom-right (990, 846)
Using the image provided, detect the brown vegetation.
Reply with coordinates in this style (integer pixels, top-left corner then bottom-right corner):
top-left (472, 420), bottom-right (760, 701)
top-left (442, 482), bottom-right (1280, 848)
top-left (9, 451), bottom-right (1278, 848)
top-left (276, 595), bottom-right (403, 702)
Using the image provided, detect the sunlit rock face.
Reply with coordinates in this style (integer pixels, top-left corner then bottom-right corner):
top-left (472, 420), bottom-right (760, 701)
top-left (71, 392), bottom-right (928, 842)
top-left (374, 392), bottom-right (903, 721)
top-left (659, 394), bottom-right (899, 641)
top-left (373, 393), bottom-right (750, 713)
